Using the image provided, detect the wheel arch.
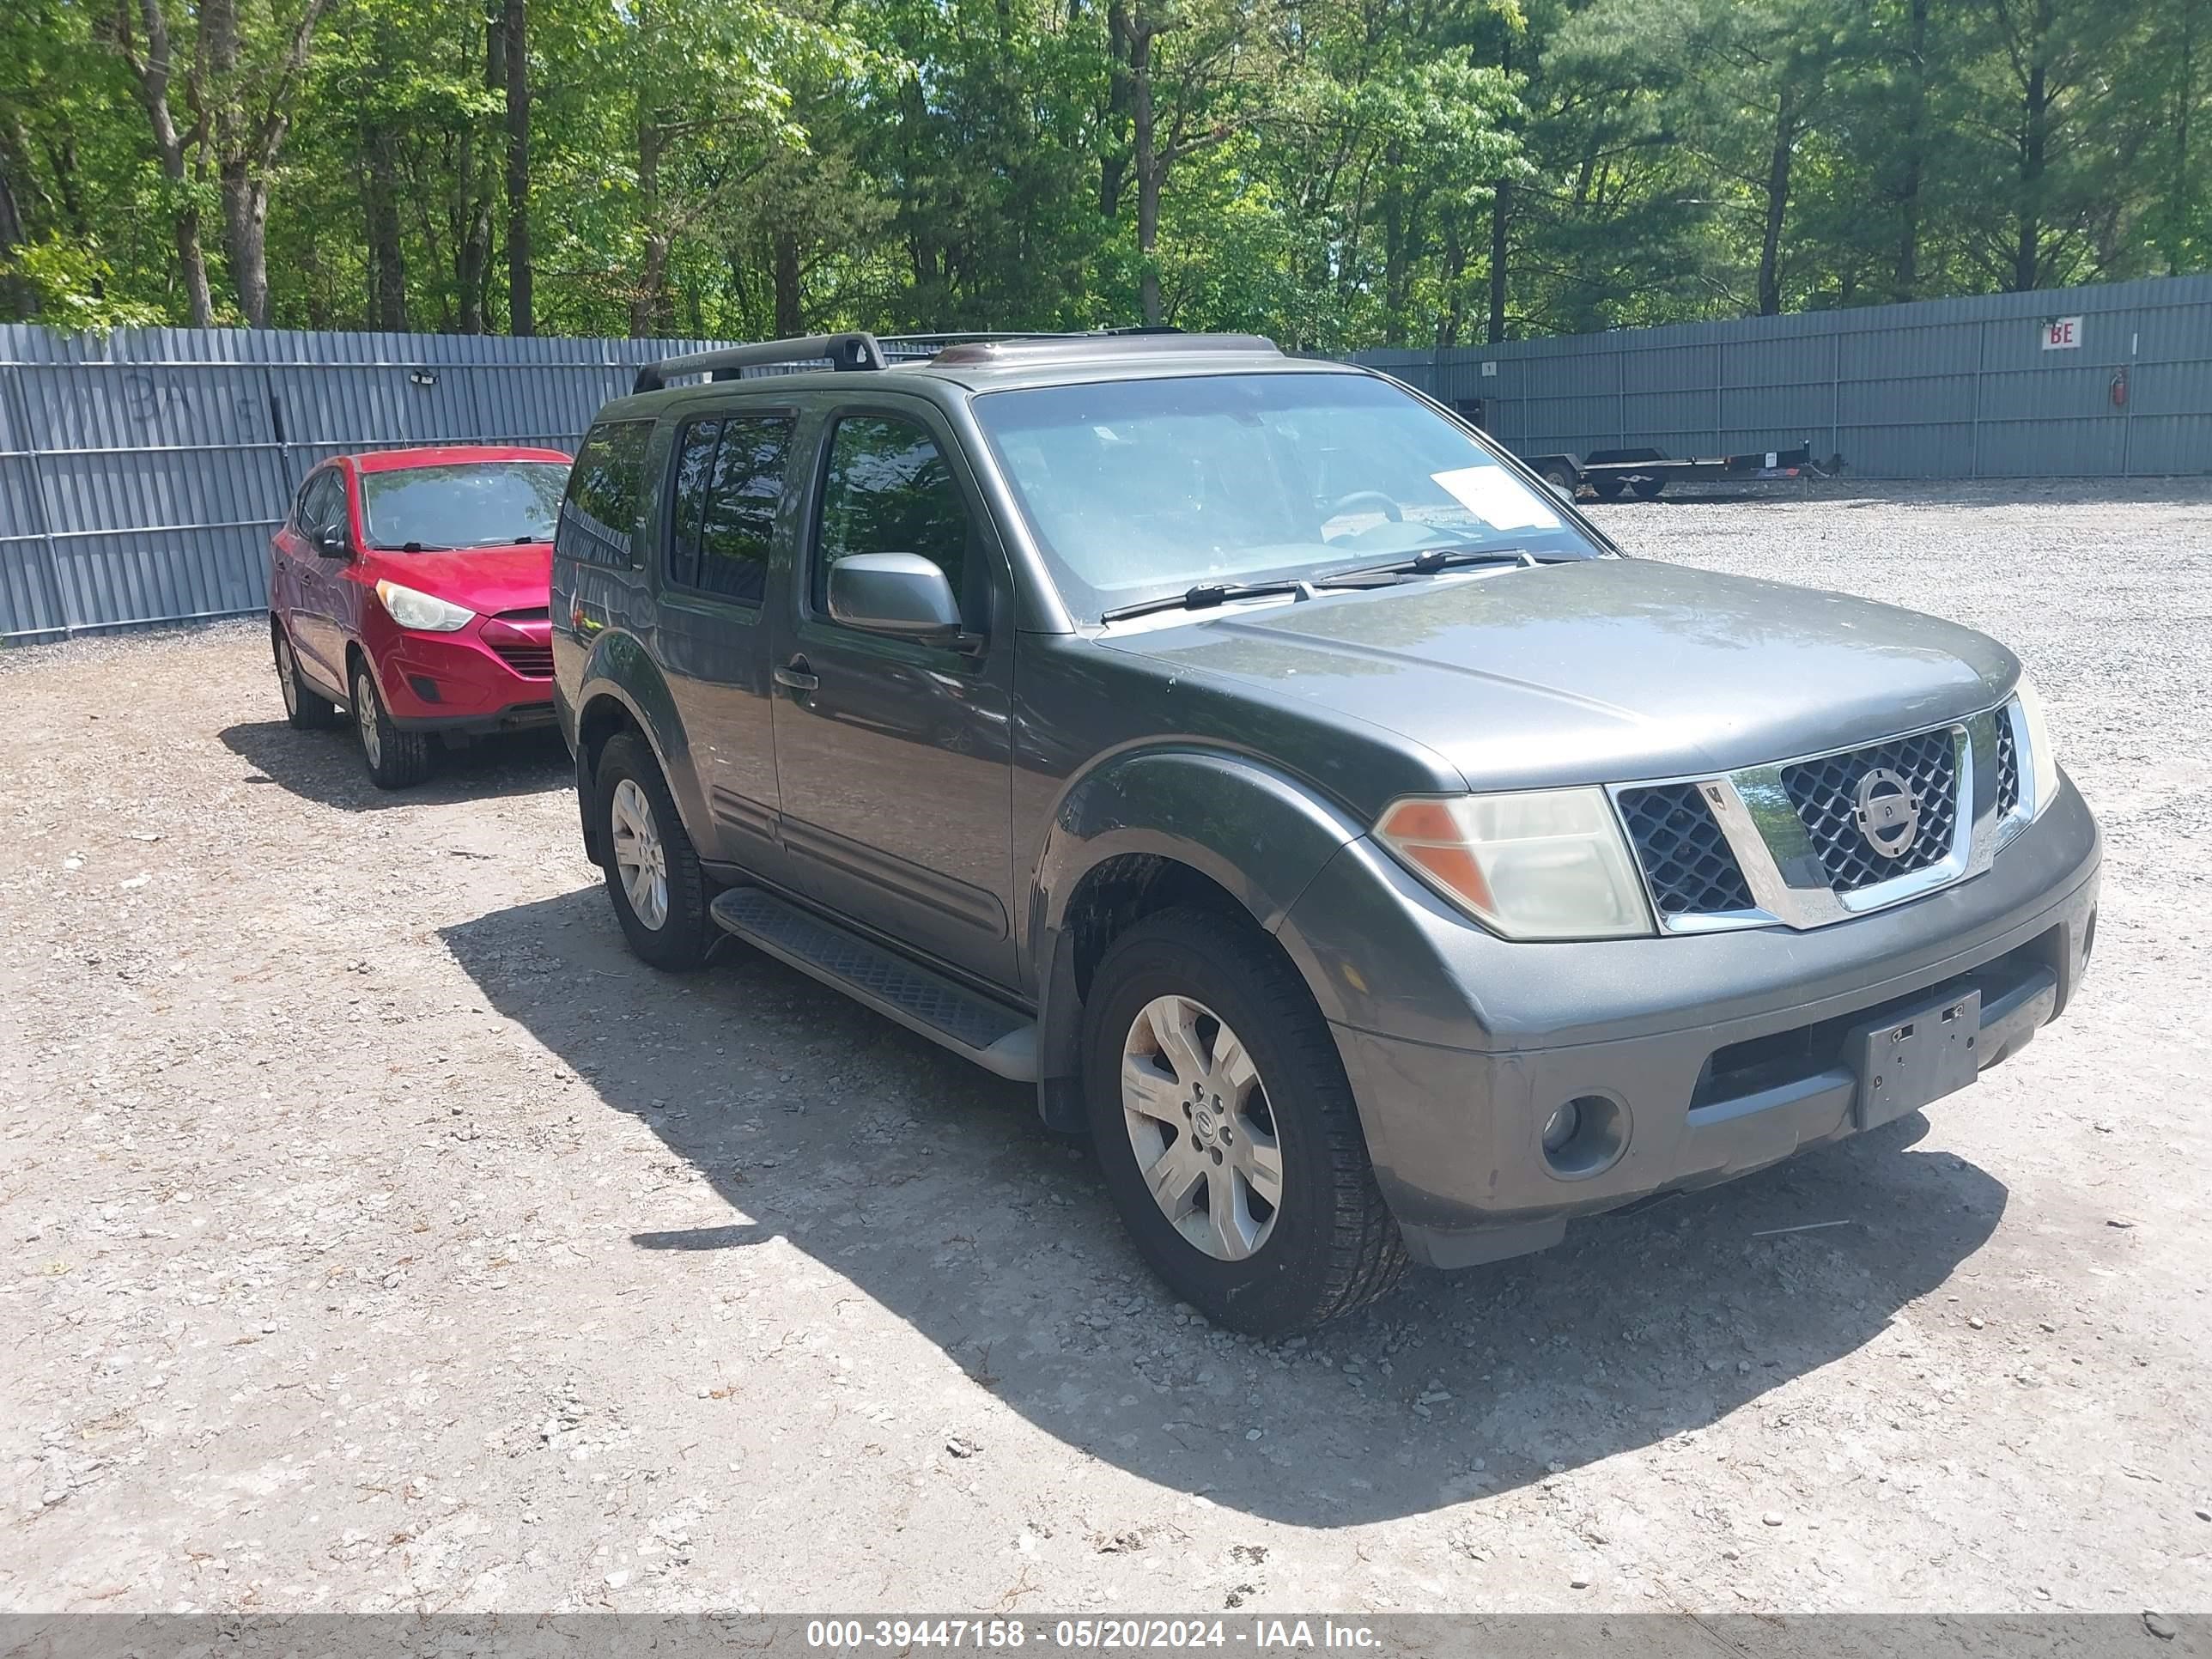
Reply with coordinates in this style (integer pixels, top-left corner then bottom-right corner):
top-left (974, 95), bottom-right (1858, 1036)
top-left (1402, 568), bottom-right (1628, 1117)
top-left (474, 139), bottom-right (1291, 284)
top-left (1028, 747), bottom-right (1364, 1131)
top-left (570, 638), bottom-right (698, 867)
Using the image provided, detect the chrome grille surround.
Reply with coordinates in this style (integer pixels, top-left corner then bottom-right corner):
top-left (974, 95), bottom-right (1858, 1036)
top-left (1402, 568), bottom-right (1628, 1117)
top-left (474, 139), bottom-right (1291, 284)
top-left (1607, 703), bottom-right (2018, 934)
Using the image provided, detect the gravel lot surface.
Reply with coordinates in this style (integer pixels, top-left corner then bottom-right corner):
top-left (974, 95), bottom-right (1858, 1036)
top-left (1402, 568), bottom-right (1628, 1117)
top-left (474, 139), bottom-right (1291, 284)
top-left (2, 479), bottom-right (2209, 1618)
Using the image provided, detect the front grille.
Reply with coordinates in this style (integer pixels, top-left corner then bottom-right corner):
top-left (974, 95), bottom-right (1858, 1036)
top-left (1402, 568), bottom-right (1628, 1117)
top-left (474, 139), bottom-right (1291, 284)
top-left (1996, 709), bottom-right (2021, 817)
top-left (1780, 728), bottom-right (1959, 893)
top-left (489, 640), bottom-right (553, 677)
top-left (489, 609), bottom-right (553, 678)
top-left (1617, 782), bottom-right (1758, 918)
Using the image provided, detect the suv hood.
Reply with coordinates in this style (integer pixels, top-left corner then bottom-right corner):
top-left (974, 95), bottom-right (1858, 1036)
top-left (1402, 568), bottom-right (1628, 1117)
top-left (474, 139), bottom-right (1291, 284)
top-left (1101, 557), bottom-right (2019, 791)
top-left (365, 544), bottom-right (552, 617)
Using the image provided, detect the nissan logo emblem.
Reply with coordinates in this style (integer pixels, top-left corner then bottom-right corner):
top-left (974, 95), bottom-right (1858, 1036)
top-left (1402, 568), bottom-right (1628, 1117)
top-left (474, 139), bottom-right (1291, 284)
top-left (1852, 767), bottom-right (1921, 859)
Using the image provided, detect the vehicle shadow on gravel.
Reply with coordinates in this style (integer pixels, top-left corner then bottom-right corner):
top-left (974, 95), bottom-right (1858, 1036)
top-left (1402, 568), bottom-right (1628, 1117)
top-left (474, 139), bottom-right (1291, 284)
top-left (444, 886), bottom-right (2008, 1528)
top-left (220, 720), bottom-right (570, 810)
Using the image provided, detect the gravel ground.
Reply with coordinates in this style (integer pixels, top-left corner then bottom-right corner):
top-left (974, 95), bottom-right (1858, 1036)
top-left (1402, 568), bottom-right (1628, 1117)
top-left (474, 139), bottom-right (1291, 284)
top-left (2, 478), bottom-right (2209, 1618)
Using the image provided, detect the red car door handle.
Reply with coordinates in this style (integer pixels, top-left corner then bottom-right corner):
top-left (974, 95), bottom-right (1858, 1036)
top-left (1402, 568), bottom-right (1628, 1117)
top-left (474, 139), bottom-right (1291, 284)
top-left (774, 659), bottom-right (818, 693)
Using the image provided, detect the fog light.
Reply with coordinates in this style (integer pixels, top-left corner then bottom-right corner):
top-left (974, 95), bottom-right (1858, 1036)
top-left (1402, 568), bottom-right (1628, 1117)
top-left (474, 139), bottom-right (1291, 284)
top-left (1540, 1093), bottom-right (1628, 1178)
top-left (1541, 1101), bottom-right (1581, 1154)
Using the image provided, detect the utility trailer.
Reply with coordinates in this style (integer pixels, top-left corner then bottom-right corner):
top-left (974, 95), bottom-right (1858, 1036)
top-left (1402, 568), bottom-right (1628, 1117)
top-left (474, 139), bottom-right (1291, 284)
top-left (1514, 441), bottom-right (1820, 500)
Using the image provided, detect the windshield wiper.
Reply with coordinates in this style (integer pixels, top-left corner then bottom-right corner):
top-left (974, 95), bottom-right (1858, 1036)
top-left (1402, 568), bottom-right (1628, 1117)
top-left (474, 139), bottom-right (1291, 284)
top-left (1316, 547), bottom-right (1534, 585)
top-left (372, 540), bottom-right (456, 553)
top-left (1099, 579), bottom-right (1314, 623)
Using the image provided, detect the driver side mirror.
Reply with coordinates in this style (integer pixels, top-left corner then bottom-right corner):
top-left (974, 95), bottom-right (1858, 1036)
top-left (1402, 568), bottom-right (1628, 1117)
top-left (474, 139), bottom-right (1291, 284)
top-left (827, 552), bottom-right (969, 646)
top-left (314, 525), bottom-right (353, 560)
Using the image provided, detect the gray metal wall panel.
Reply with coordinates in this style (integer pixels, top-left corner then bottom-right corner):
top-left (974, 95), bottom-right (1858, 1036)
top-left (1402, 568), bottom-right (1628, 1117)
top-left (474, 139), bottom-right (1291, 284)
top-left (1354, 272), bottom-right (2212, 483)
top-left (0, 325), bottom-right (731, 641)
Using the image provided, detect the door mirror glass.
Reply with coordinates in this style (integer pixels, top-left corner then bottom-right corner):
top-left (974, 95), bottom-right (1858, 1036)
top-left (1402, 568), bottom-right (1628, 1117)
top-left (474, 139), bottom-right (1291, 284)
top-left (826, 552), bottom-right (963, 641)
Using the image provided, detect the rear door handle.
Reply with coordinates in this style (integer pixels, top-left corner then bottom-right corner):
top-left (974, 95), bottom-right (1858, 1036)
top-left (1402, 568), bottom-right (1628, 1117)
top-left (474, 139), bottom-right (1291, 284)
top-left (774, 659), bottom-right (819, 693)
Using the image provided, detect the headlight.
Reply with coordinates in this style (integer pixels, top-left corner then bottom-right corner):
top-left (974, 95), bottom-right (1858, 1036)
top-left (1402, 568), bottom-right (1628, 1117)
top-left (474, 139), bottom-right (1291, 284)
top-left (374, 579), bottom-right (475, 633)
top-left (2010, 670), bottom-right (2061, 817)
top-left (1376, 787), bottom-right (1654, 940)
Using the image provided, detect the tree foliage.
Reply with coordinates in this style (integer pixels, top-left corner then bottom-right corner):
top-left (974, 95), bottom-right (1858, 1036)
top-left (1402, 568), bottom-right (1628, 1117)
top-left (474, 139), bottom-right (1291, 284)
top-left (0, 0), bottom-right (2203, 342)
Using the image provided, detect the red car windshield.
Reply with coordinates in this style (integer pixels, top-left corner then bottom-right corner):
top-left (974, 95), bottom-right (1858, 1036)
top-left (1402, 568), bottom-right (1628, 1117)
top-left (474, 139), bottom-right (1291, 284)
top-left (360, 461), bottom-right (569, 551)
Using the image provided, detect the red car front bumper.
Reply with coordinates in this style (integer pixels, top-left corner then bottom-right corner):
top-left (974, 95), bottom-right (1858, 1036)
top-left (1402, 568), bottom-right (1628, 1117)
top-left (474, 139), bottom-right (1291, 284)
top-left (365, 608), bottom-right (556, 733)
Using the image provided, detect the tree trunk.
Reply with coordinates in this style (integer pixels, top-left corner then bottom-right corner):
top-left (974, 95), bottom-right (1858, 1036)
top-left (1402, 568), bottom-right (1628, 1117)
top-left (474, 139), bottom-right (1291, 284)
top-left (0, 126), bottom-right (33, 318)
top-left (221, 161), bottom-right (273, 327)
top-left (1487, 178), bottom-right (1509, 344)
top-left (631, 120), bottom-right (668, 337)
top-left (364, 125), bottom-right (407, 331)
top-left (116, 0), bottom-right (215, 327)
top-left (1131, 20), bottom-right (1161, 325)
top-left (1099, 0), bottom-right (1132, 217)
top-left (1757, 85), bottom-right (1797, 317)
top-left (503, 0), bottom-right (532, 334)
top-left (772, 229), bottom-right (802, 335)
top-left (2010, 0), bottom-right (2052, 292)
top-left (1892, 0), bottom-right (1929, 301)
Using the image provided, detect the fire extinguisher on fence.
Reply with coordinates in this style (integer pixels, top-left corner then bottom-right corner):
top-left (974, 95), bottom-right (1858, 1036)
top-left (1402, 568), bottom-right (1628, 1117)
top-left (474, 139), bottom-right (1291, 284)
top-left (2111, 368), bottom-right (2129, 408)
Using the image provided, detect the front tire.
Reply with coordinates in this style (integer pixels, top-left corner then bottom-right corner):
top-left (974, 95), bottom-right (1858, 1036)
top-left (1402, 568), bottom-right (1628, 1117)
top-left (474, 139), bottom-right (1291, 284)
top-left (595, 732), bottom-right (713, 970)
top-left (1081, 908), bottom-right (1407, 1335)
top-left (273, 621), bottom-right (339, 730)
top-left (351, 661), bottom-right (432, 789)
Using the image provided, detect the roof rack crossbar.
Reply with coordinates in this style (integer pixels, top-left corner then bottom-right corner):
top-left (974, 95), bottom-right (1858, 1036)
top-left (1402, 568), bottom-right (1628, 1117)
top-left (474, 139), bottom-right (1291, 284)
top-left (634, 332), bottom-right (886, 393)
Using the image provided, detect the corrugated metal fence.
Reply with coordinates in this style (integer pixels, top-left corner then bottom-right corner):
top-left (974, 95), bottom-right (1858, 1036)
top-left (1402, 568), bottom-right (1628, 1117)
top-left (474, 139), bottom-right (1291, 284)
top-left (1354, 273), bottom-right (2212, 481)
top-left (0, 325), bottom-right (725, 643)
top-left (6, 278), bottom-right (2211, 641)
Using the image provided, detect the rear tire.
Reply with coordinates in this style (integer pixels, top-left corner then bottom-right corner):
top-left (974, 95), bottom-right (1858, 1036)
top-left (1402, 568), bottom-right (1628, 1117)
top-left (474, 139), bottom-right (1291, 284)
top-left (1540, 463), bottom-right (1578, 494)
top-left (1630, 477), bottom-right (1666, 500)
top-left (352, 661), bottom-right (433, 789)
top-left (595, 732), bottom-right (713, 970)
top-left (1589, 477), bottom-right (1626, 501)
top-left (273, 621), bottom-right (339, 730)
top-left (1081, 908), bottom-right (1407, 1335)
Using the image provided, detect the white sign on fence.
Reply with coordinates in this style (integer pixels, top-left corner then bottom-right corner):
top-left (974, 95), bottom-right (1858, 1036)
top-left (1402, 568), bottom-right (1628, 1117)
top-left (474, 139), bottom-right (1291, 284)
top-left (2043, 315), bottom-right (2083, 350)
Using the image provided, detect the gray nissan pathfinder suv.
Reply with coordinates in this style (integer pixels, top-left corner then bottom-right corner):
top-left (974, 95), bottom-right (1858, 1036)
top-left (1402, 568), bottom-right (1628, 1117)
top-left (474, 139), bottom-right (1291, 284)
top-left (551, 331), bottom-right (2100, 1335)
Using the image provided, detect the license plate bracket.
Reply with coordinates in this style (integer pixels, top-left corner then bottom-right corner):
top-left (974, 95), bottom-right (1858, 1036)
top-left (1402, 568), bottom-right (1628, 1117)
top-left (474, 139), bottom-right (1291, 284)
top-left (1850, 988), bottom-right (1983, 1131)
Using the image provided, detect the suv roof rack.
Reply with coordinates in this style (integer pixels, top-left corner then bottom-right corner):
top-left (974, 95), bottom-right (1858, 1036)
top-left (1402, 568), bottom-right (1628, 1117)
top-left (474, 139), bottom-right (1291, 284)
top-left (631, 326), bottom-right (1280, 393)
top-left (633, 332), bottom-right (888, 393)
top-left (929, 331), bottom-right (1277, 365)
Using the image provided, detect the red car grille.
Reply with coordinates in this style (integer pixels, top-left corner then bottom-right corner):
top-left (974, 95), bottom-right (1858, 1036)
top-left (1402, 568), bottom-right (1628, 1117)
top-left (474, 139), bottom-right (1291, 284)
top-left (483, 611), bottom-right (554, 678)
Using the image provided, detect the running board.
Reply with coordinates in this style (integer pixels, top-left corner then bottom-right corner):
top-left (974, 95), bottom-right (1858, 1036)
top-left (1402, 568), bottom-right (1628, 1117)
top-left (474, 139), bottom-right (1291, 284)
top-left (709, 885), bottom-right (1038, 1082)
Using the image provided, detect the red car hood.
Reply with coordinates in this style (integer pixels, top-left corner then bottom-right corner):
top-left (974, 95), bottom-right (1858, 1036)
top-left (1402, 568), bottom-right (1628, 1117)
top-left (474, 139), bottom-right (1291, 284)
top-left (366, 544), bottom-right (552, 617)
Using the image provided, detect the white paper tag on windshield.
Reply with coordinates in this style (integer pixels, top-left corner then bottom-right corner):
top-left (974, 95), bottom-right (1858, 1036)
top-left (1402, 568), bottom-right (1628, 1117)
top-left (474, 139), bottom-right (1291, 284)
top-left (1431, 465), bottom-right (1561, 530)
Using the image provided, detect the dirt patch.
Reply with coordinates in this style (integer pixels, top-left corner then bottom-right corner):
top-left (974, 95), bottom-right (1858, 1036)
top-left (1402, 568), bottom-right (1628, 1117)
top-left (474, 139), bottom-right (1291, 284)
top-left (2, 481), bottom-right (2208, 1614)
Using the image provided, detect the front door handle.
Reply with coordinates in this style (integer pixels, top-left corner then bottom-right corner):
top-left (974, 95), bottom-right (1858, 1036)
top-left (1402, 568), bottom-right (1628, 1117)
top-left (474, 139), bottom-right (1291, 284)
top-left (774, 658), bottom-right (819, 693)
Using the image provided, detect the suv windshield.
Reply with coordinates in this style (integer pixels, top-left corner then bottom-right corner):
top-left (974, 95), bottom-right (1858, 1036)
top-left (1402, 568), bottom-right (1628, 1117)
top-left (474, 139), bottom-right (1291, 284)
top-left (361, 460), bottom-right (569, 550)
top-left (973, 371), bottom-right (1603, 618)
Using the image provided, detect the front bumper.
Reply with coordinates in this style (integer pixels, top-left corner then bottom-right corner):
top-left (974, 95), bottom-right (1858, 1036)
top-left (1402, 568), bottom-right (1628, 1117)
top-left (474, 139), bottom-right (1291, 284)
top-left (364, 614), bottom-right (554, 731)
top-left (1275, 778), bottom-right (2100, 1270)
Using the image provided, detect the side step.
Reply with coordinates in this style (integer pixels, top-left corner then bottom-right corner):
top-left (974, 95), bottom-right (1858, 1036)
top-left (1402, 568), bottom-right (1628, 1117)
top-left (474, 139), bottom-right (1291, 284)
top-left (709, 885), bottom-right (1038, 1082)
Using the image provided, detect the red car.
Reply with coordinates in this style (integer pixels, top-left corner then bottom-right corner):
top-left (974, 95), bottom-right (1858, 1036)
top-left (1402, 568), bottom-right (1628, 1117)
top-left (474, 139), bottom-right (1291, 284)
top-left (267, 445), bottom-right (572, 787)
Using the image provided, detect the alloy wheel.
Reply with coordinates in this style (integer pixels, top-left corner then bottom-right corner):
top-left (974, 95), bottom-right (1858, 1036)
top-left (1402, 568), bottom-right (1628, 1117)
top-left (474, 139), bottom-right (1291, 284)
top-left (276, 634), bottom-right (299, 716)
top-left (354, 673), bottom-right (381, 769)
top-left (1121, 994), bottom-right (1284, 1261)
top-left (610, 777), bottom-right (670, 931)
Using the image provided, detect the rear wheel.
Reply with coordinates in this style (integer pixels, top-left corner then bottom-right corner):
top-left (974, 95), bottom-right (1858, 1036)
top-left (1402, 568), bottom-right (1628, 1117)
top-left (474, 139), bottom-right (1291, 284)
top-left (1082, 908), bottom-right (1407, 1335)
top-left (1539, 462), bottom-right (1579, 494)
top-left (1630, 477), bottom-right (1666, 500)
top-left (273, 622), bottom-right (338, 730)
top-left (1589, 477), bottom-right (1626, 501)
top-left (596, 732), bottom-right (713, 970)
top-left (351, 661), bottom-right (433, 789)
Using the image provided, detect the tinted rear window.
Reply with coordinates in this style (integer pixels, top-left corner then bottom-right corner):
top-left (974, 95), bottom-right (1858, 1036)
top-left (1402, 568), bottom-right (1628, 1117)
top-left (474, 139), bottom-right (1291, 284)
top-left (560, 420), bottom-right (654, 566)
top-left (668, 416), bottom-right (793, 604)
top-left (361, 461), bottom-right (568, 551)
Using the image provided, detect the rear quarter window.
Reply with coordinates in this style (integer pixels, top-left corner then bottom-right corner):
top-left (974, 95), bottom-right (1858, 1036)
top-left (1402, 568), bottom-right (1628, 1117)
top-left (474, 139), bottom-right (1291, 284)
top-left (559, 419), bottom-right (654, 567)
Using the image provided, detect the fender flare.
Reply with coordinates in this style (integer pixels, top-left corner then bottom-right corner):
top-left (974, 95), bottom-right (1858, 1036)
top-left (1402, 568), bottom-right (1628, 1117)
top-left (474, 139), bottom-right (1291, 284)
top-left (1028, 746), bottom-right (1365, 1124)
top-left (570, 634), bottom-right (700, 862)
